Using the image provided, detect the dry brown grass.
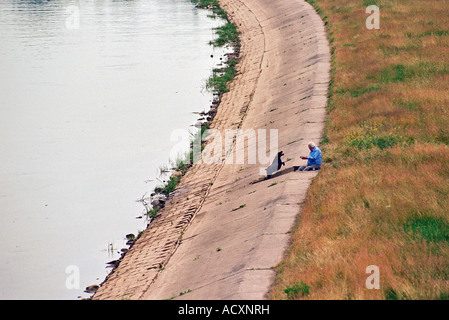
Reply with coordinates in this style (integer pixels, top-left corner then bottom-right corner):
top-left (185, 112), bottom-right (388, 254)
top-left (270, 0), bottom-right (449, 300)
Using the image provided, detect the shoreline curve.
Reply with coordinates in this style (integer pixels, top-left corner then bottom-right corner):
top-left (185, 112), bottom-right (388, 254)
top-left (93, 0), bottom-right (330, 300)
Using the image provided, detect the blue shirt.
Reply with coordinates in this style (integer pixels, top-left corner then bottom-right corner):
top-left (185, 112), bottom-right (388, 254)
top-left (308, 146), bottom-right (322, 166)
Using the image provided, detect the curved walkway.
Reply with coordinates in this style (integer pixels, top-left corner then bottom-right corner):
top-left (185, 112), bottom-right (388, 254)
top-left (93, 0), bottom-right (330, 300)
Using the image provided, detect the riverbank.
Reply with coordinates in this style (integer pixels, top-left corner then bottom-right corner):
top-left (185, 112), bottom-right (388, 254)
top-left (93, 0), bottom-right (330, 300)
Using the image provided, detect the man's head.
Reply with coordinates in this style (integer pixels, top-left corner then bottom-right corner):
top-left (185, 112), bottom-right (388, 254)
top-left (308, 141), bottom-right (316, 151)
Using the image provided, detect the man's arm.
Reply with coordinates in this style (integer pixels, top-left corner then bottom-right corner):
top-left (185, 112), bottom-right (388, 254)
top-left (310, 149), bottom-right (320, 160)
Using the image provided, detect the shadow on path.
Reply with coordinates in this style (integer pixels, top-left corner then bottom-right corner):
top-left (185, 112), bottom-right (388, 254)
top-left (250, 166), bottom-right (296, 184)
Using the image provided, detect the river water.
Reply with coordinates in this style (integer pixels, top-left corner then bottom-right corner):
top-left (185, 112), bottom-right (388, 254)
top-left (0, 0), bottom-right (228, 299)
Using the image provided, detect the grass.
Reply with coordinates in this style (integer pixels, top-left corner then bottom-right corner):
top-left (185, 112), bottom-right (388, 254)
top-left (287, 139), bottom-right (301, 145)
top-left (146, 206), bottom-right (160, 219)
top-left (191, 0), bottom-right (227, 19)
top-left (192, 0), bottom-right (240, 95)
top-left (207, 59), bottom-right (238, 94)
top-left (403, 215), bottom-right (449, 243)
top-left (179, 289), bottom-right (192, 296)
top-left (270, 0), bottom-right (449, 300)
top-left (154, 176), bottom-right (181, 197)
top-left (284, 281), bottom-right (310, 299)
top-left (344, 122), bottom-right (408, 150)
top-left (231, 203), bottom-right (246, 212)
top-left (210, 22), bottom-right (239, 47)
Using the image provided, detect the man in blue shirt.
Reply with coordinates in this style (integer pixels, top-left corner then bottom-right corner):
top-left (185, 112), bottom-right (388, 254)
top-left (297, 142), bottom-right (322, 171)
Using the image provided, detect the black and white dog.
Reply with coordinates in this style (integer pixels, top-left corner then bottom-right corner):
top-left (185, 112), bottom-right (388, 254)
top-left (265, 151), bottom-right (285, 178)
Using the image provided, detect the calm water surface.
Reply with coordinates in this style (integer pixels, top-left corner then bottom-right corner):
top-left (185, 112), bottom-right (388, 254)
top-left (0, 0), bottom-right (228, 299)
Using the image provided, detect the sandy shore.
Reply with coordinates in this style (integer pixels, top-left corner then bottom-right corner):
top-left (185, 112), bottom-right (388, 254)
top-left (93, 0), bottom-right (330, 300)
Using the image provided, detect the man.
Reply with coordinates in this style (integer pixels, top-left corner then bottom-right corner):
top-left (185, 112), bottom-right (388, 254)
top-left (297, 142), bottom-right (321, 171)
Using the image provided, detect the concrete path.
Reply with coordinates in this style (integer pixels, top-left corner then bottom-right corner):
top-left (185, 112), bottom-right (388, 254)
top-left (93, 0), bottom-right (330, 300)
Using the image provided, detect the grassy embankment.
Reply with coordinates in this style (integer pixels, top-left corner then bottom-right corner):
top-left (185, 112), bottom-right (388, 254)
top-left (270, 0), bottom-right (449, 299)
top-left (147, 0), bottom-right (239, 219)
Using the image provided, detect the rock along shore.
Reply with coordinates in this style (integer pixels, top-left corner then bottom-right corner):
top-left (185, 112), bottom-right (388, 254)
top-left (92, 0), bottom-right (330, 300)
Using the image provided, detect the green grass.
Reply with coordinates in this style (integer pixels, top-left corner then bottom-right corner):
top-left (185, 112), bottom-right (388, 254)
top-left (207, 59), bottom-right (238, 94)
top-left (404, 215), bottom-right (449, 243)
top-left (175, 160), bottom-right (189, 174)
top-left (435, 130), bottom-right (449, 145)
top-left (193, 1), bottom-right (240, 95)
top-left (335, 85), bottom-right (380, 97)
top-left (192, 0), bottom-right (239, 47)
top-left (345, 122), bottom-right (408, 150)
top-left (210, 22), bottom-right (239, 47)
top-left (146, 206), bottom-right (160, 219)
top-left (179, 289), bottom-right (192, 296)
top-left (407, 30), bottom-right (449, 38)
top-left (287, 139), bottom-right (301, 145)
top-left (394, 98), bottom-right (420, 111)
top-left (284, 281), bottom-right (310, 299)
top-left (154, 176), bottom-right (181, 197)
top-left (378, 62), bottom-right (449, 83)
top-left (384, 288), bottom-right (401, 300)
top-left (191, 0), bottom-right (227, 19)
top-left (231, 203), bottom-right (246, 212)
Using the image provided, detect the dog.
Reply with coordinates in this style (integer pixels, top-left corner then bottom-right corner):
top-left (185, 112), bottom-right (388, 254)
top-left (265, 151), bottom-right (285, 178)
